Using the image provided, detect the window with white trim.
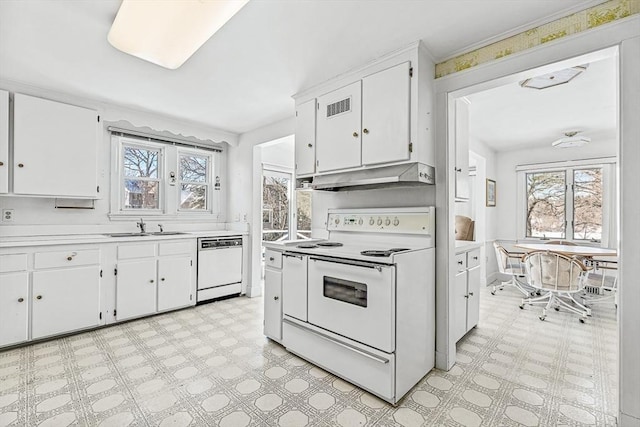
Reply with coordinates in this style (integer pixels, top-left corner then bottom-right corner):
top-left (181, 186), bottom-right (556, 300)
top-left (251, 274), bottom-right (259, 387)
top-left (111, 134), bottom-right (223, 218)
top-left (517, 159), bottom-right (615, 245)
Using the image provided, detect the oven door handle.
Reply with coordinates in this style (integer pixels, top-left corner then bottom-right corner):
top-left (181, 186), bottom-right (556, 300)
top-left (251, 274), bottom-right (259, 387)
top-left (282, 253), bottom-right (304, 260)
top-left (309, 255), bottom-right (389, 272)
top-left (284, 319), bottom-right (389, 364)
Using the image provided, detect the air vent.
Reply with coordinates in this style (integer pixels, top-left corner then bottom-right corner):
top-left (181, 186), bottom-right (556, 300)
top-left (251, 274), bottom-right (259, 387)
top-left (326, 97), bottom-right (351, 118)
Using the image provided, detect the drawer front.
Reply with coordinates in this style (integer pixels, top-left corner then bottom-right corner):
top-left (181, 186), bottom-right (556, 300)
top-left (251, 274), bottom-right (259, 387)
top-left (0, 254), bottom-right (28, 273)
top-left (454, 253), bottom-right (467, 272)
top-left (467, 248), bottom-right (481, 269)
top-left (118, 244), bottom-right (156, 260)
top-left (35, 249), bottom-right (100, 269)
top-left (159, 241), bottom-right (193, 256)
top-left (265, 249), bottom-right (282, 269)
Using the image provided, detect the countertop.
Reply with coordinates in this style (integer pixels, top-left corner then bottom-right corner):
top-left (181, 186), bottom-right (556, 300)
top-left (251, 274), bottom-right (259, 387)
top-left (263, 239), bottom-right (322, 250)
top-left (0, 230), bottom-right (247, 248)
top-left (455, 240), bottom-right (483, 254)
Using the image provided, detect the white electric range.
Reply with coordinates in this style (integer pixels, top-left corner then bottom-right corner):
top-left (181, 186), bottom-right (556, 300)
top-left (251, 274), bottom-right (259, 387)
top-left (278, 207), bottom-right (435, 405)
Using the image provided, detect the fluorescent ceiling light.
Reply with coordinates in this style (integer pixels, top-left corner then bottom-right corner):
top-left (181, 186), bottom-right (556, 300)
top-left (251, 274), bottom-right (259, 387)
top-left (108, 0), bottom-right (249, 70)
top-left (520, 65), bottom-right (588, 90)
top-left (552, 131), bottom-right (591, 148)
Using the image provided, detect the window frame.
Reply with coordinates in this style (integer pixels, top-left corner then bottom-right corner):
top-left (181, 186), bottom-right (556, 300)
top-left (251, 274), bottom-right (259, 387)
top-left (516, 158), bottom-right (616, 246)
top-left (177, 148), bottom-right (213, 213)
top-left (118, 139), bottom-right (165, 214)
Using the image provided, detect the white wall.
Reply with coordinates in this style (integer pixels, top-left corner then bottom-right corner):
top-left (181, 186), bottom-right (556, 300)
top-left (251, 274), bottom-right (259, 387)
top-left (0, 81), bottom-right (234, 236)
top-left (494, 139), bottom-right (617, 241)
top-left (261, 137), bottom-right (294, 170)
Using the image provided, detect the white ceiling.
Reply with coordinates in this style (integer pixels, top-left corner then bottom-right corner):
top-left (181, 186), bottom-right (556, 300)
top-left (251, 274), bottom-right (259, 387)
top-left (0, 0), bottom-right (601, 135)
top-left (466, 55), bottom-right (617, 152)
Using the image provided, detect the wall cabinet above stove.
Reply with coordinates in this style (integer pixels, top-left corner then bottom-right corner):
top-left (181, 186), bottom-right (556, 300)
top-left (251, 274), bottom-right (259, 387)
top-left (11, 93), bottom-right (99, 199)
top-left (293, 42), bottom-right (434, 180)
top-left (0, 90), bottom-right (8, 194)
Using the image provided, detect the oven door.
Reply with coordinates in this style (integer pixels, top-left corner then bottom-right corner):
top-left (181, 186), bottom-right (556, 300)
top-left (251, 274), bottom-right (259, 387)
top-left (307, 256), bottom-right (395, 353)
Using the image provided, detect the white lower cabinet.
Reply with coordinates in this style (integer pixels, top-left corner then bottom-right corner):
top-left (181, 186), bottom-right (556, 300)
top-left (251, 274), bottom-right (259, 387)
top-left (453, 247), bottom-right (482, 343)
top-left (264, 248), bottom-right (283, 342)
top-left (116, 241), bottom-right (195, 322)
top-left (32, 266), bottom-right (100, 339)
top-left (116, 259), bottom-right (157, 321)
top-left (0, 272), bottom-right (29, 347)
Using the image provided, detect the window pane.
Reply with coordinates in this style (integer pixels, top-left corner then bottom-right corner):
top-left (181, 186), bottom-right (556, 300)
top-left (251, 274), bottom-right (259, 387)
top-left (123, 147), bottom-right (159, 178)
top-left (574, 168), bottom-right (603, 240)
top-left (180, 184), bottom-right (207, 210)
top-left (526, 171), bottom-right (566, 238)
top-left (124, 180), bottom-right (159, 209)
top-left (262, 175), bottom-right (290, 242)
top-left (296, 190), bottom-right (312, 239)
top-left (180, 155), bottom-right (208, 182)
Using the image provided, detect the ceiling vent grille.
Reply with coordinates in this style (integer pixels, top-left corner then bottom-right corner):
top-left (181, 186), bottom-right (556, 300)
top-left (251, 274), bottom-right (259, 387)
top-left (327, 97), bottom-right (351, 118)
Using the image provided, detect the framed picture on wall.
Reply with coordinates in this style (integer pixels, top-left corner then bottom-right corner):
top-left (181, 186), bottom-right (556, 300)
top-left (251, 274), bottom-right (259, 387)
top-left (486, 179), bottom-right (496, 207)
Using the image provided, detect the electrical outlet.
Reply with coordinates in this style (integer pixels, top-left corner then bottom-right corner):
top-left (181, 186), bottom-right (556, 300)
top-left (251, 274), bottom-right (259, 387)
top-left (2, 209), bottom-right (15, 222)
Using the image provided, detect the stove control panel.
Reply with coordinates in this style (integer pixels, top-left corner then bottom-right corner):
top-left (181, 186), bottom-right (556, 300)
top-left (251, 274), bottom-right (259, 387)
top-left (327, 209), bottom-right (434, 235)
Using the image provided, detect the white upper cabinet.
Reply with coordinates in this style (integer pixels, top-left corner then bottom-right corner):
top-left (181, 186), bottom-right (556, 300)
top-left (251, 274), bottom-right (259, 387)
top-left (0, 90), bottom-right (8, 194)
top-left (361, 62), bottom-right (411, 166)
top-left (454, 98), bottom-right (470, 201)
top-left (13, 93), bottom-right (98, 198)
top-left (295, 99), bottom-right (317, 176)
top-left (316, 81), bottom-right (362, 172)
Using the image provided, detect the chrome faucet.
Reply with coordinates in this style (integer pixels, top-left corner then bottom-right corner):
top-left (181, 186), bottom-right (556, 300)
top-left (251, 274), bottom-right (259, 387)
top-left (136, 218), bottom-right (146, 234)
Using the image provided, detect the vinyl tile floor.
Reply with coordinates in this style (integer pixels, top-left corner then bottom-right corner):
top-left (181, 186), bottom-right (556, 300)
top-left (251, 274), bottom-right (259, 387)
top-left (0, 284), bottom-right (618, 426)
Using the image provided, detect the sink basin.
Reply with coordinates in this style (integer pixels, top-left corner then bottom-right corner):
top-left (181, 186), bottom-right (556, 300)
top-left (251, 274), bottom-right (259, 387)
top-left (104, 232), bottom-right (189, 237)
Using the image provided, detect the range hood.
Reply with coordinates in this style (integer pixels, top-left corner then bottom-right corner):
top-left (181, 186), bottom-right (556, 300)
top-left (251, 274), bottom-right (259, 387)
top-left (300, 162), bottom-right (435, 191)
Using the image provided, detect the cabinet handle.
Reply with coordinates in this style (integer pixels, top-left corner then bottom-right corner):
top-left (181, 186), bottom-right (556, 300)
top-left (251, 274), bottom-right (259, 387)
top-left (18, 163), bottom-right (24, 168)
top-left (36, 295), bottom-right (42, 300)
top-left (457, 260), bottom-right (463, 265)
top-left (473, 256), bottom-right (478, 260)
top-left (269, 257), bottom-right (275, 261)
top-left (161, 278), bottom-right (165, 282)
top-left (363, 128), bottom-right (369, 134)
top-left (66, 252), bottom-right (77, 261)
top-left (352, 132), bottom-right (359, 138)
top-left (18, 297), bottom-right (24, 303)
top-left (464, 295), bottom-right (469, 299)
top-left (0, 161), bottom-right (3, 166)
top-left (468, 292), bottom-right (474, 297)
top-left (150, 279), bottom-right (154, 283)
top-left (274, 296), bottom-right (279, 301)
top-left (307, 143), bottom-right (313, 148)
top-left (455, 167), bottom-right (462, 172)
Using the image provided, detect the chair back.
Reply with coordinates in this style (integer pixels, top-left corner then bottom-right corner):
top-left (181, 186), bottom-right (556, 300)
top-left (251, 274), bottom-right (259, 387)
top-left (493, 242), bottom-right (512, 275)
top-left (523, 251), bottom-right (588, 292)
top-left (455, 216), bottom-right (475, 241)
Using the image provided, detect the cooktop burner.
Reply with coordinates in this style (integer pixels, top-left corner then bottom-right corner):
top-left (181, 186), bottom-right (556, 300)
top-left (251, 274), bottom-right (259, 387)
top-left (317, 241), bottom-right (344, 247)
top-left (297, 244), bottom-right (319, 249)
top-left (360, 248), bottom-right (411, 257)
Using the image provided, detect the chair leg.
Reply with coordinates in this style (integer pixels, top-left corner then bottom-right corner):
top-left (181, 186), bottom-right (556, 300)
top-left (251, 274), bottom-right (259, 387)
top-left (539, 295), bottom-right (555, 321)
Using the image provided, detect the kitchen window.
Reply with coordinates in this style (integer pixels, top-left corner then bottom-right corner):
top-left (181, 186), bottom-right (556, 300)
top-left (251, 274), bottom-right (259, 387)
top-left (517, 159), bottom-right (615, 245)
top-left (111, 134), bottom-right (223, 219)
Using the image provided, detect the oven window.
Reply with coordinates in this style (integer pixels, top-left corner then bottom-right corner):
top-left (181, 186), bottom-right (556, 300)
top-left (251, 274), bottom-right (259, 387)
top-left (323, 276), bottom-right (367, 307)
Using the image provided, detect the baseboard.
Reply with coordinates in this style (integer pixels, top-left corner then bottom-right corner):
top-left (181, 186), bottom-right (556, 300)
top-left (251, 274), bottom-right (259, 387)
top-left (486, 272), bottom-right (499, 286)
top-left (245, 282), bottom-right (263, 298)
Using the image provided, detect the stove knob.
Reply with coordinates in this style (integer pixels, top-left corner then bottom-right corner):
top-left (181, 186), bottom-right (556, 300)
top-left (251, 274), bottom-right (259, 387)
top-left (393, 218), bottom-right (400, 226)
top-left (377, 218), bottom-right (383, 226)
top-left (369, 218), bottom-right (375, 226)
top-left (385, 218), bottom-right (391, 226)
top-left (334, 217), bottom-right (340, 225)
top-left (358, 218), bottom-right (363, 225)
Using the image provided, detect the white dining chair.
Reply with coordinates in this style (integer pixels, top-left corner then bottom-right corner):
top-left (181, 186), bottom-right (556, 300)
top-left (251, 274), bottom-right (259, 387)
top-left (582, 256), bottom-right (618, 308)
top-left (492, 241), bottom-right (535, 297)
top-left (520, 250), bottom-right (591, 323)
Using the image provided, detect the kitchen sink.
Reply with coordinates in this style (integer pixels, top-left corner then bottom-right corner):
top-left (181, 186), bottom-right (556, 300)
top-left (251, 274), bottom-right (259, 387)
top-left (104, 232), bottom-right (188, 237)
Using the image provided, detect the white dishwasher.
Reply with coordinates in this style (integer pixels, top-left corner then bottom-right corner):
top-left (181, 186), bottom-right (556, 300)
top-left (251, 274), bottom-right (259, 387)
top-left (197, 236), bottom-right (243, 303)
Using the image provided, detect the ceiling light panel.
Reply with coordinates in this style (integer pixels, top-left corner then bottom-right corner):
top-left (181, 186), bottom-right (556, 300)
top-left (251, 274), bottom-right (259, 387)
top-left (108, 0), bottom-right (249, 70)
top-left (520, 65), bottom-right (588, 90)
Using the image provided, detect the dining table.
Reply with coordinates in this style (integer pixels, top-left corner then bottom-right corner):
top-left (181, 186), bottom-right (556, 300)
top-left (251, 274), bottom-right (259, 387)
top-left (514, 242), bottom-right (617, 258)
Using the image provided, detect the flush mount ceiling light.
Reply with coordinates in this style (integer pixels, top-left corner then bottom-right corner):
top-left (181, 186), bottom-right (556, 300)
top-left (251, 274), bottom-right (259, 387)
top-left (520, 64), bottom-right (588, 90)
top-left (552, 131), bottom-right (591, 148)
top-left (108, 0), bottom-right (249, 70)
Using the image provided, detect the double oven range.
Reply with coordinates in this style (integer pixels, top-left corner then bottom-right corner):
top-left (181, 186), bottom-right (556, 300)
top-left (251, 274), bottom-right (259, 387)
top-left (279, 207), bottom-right (435, 404)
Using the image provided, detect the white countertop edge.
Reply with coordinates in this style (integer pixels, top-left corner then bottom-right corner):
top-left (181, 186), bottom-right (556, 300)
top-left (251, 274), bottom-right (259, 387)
top-left (455, 240), bottom-right (483, 253)
top-left (0, 230), bottom-right (248, 248)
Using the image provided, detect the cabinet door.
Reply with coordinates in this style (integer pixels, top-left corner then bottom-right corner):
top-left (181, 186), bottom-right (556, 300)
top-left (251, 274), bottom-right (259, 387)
top-left (466, 265), bottom-right (481, 332)
top-left (32, 266), bottom-right (100, 339)
top-left (282, 254), bottom-right (308, 321)
top-left (452, 270), bottom-right (468, 343)
top-left (0, 90), bottom-right (8, 194)
top-left (13, 94), bottom-right (98, 198)
top-left (263, 267), bottom-right (282, 341)
top-left (158, 256), bottom-right (192, 312)
top-left (0, 272), bottom-right (29, 347)
top-left (295, 99), bottom-right (316, 176)
top-left (362, 62), bottom-right (411, 166)
top-left (316, 81), bottom-right (362, 172)
top-left (454, 98), bottom-right (470, 200)
top-left (116, 259), bottom-right (157, 321)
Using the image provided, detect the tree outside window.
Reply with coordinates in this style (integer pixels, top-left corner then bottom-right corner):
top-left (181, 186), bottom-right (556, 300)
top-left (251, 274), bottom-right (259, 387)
top-left (123, 145), bottom-right (161, 210)
top-left (179, 153), bottom-right (209, 211)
